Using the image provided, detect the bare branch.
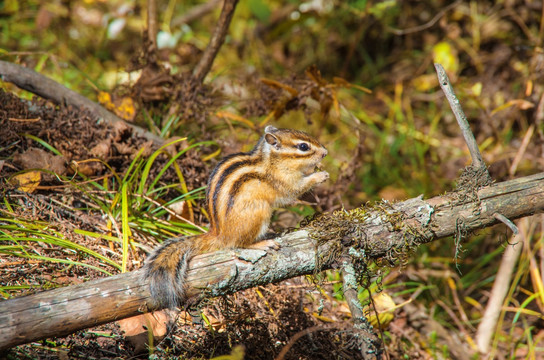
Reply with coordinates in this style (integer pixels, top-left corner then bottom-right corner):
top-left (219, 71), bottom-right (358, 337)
top-left (192, 0), bottom-right (239, 84)
top-left (340, 257), bottom-right (381, 355)
top-left (147, 0), bottom-right (158, 50)
top-left (434, 63), bottom-right (486, 170)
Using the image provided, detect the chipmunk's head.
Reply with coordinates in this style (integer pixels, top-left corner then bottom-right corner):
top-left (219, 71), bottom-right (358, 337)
top-left (261, 125), bottom-right (327, 176)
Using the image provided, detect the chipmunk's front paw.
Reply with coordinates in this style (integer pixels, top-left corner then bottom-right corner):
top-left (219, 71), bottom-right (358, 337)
top-left (313, 171), bottom-right (329, 184)
top-left (249, 239), bottom-right (280, 251)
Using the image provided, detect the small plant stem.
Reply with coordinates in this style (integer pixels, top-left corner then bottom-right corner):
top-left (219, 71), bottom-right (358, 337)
top-left (509, 124), bottom-right (535, 176)
top-left (434, 63), bottom-right (485, 169)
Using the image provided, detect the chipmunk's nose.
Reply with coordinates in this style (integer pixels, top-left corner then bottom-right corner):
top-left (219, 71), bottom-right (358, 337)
top-left (322, 149), bottom-right (328, 158)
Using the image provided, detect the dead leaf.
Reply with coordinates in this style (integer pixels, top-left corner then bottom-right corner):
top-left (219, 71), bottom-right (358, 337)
top-left (363, 292), bottom-right (397, 330)
top-left (176, 311), bottom-right (194, 325)
top-left (378, 186), bottom-right (408, 201)
top-left (13, 148), bottom-right (66, 181)
top-left (114, 142), bottom-right (134, 155)
top-left (168, 200), bottom-right (194, 222)
top-left (118, 311), bottom-right (172, 353)
top-left (113, 121), bottom-right (133, 141)
top-left (260, 78), bottom-right (298, 97)
top-left (201, 310), bottom-right (225, 332)
top-left (70, 161), bottom-right (103, 177)
top-left (90, 140), bottom-right (112, 159)
top-left (10, 171), bottom-right (41, 193)
top-left (113, 96), bottom-right (137, 122)
top-left (337, 302), bottom-right (352, 318)
top-left (36, 4), bottom-right (54, 31)
top-left (139, 140), bottom-right (154, 158)
top-left (98, 91), bottom-right (137, 121)
top-left (97, 91), bottom-right (115, 111)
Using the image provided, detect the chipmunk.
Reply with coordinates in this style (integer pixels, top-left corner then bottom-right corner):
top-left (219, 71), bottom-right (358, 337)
top-left (143, 125), bottom-right (328, 309)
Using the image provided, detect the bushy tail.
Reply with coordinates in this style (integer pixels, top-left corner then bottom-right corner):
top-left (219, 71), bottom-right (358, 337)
top-left (142, 236), bottom-right (196, 309)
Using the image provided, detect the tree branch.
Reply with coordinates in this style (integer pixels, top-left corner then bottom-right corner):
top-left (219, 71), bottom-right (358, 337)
top-left (1, 172), bottom-right (543, 350)
top-left (147, 0), bottom-right (158, 51)
top-left (0, 61), bottom-right (164, 144)
top-left (192, 0), bottom-right (239, 84)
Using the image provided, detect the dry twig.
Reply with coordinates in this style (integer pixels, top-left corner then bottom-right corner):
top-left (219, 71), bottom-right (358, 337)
top-left (171, 0), bottom-right (222, 28)
top-left (388, 0), bottom-right (462, 35)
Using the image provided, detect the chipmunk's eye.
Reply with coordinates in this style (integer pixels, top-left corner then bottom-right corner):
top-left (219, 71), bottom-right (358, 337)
top-left (296, 143), bottom-right (310, 151)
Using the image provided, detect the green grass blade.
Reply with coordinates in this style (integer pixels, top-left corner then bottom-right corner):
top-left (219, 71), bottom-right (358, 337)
top-left (136, 137), bottom-right (188, 196)
top-left (2, 251), bottom-right (113, 276)
top-left (121, 182), bottom-right (130, 273)
top-left (20, 133), bottom-right (62, 156)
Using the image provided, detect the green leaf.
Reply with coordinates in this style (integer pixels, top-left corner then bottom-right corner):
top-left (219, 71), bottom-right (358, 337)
top-left (0, 0), bottom-right (19, 15)
top-left (248, 0), bottom-right (271, 23)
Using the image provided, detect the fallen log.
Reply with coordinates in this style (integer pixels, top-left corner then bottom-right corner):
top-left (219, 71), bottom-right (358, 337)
top-left (1, 171), bottom-right (543, 350)
top-left (0, 61), bottom-right (163, 144)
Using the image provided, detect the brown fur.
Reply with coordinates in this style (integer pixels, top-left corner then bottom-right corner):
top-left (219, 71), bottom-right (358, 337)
top-left (143, 126), bottom-right (328, 308)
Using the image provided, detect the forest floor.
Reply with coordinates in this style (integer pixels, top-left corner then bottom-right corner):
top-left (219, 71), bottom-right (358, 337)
top-left (2, 1), bottom-right (544, 359)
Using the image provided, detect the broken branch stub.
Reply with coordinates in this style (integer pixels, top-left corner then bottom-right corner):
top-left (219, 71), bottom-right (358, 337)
top-left (434, 63), bottom-right (487, 172)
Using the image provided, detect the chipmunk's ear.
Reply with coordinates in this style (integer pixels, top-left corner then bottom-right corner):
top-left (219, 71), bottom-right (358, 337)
top-left (264, 126), bottom-right (280, 149)
top-left (264, 125), bottom-right (277, 133)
